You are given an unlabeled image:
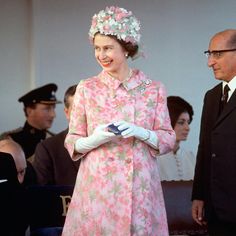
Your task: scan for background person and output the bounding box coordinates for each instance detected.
[157,96,195,181]
[33,85,80,185]
[0,139,27,184]
[62,6,175,236]
[0,148,28,235]
[0,83,61,186]
[192,29,236,235]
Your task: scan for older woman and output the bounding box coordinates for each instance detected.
[62,6,175,236]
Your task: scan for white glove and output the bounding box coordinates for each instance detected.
[114,120,158,149]
[75,124,116,154]
[114,121,149,140]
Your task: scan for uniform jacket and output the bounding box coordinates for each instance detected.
[192,83,236,223]
[62,69,175,236]
[33,129,80,185]
[1,121,54,159]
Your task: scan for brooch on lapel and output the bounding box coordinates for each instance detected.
[137,79,152,94]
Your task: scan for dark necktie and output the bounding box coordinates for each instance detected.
[221,84,230,111]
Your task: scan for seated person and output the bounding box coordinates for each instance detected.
[0,143,28,236]
[157,96,195,181]
[0,139,27,184]
[33,85,80,185]
[0,152,20,186]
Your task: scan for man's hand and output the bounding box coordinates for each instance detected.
[192,200,207,226]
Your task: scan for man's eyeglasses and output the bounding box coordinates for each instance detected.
[204,49,236,59]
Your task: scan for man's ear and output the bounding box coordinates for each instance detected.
[25,106,33,116]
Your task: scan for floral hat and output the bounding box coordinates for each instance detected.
[89,6,141,45]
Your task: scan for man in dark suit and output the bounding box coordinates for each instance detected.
[0,139,27,184]
[192,29,236,235]
[33,85,80,185]
[0,152,28,236]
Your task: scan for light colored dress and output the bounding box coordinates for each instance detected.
[62,69,175,236]
[157,148,196,181]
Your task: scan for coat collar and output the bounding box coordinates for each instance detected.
[98,69,148,91]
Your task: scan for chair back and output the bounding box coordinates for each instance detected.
[161,180,207,235]
[27,185,74,230]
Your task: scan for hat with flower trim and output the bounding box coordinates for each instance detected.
[89,6,141,45]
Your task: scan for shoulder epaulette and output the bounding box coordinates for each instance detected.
[0,127,23,140]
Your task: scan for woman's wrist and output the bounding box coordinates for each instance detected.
[141,130,151,141]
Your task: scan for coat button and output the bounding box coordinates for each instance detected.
[212,153,216,158]
[126,158,132,164]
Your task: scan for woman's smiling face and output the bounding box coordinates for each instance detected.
[93,34,127,75]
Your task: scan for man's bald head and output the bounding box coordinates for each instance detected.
[0,139,26,184]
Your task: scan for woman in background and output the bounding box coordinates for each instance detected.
[157,96,195,181]
[62,6,175,236]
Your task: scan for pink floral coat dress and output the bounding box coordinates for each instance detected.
[62,69,175,236]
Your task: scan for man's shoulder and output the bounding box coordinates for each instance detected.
[0,127,23,140]
[34,129,69,162]
[40,129,67,146]
[204,83,222,101]
[207,83,222,94]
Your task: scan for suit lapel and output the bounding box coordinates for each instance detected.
[214,89,236,128]
[208,84,222,126]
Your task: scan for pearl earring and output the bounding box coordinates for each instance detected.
[125,53,128,58]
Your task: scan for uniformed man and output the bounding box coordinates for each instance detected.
[0,83,61,185]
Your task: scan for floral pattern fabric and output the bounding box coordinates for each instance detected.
[62,69,175,236]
